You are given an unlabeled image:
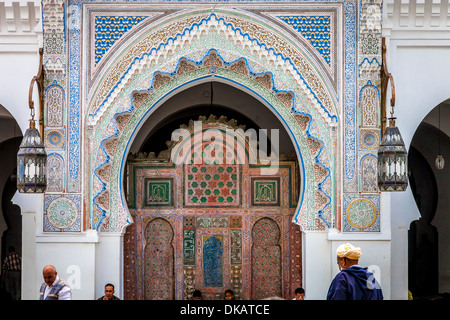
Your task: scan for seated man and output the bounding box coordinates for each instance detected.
[97,283,120,300]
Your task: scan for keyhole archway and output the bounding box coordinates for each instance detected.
[85,9,340,300]
[86,10,339,236]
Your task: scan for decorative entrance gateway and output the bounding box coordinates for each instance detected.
[124,116,301,300]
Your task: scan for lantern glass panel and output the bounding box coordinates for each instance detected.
[377,125,408,192]
[17,127,47,193]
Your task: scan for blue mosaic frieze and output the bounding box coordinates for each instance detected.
[343,0,357,193]
[68,3,81,193]
[94,16,147,66]
[203,236,223,287]
[278,15,331,66]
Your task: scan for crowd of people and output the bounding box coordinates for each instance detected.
[2,242,383,300]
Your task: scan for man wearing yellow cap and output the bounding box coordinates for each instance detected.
[326,243,383,300]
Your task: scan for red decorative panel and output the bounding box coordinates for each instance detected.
[123,222,137,300]
[144,218,174,300]
[290,221,302,298]
[185,163,240,206]
[251,218,282,299]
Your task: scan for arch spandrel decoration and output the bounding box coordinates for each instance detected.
[85,10,339,233]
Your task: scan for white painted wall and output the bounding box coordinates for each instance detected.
[383,0,450,298]
[302,231,332,300]
[95,234,124,299]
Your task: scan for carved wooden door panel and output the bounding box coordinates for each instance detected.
[251,218,282,299]
[144,218,174,300]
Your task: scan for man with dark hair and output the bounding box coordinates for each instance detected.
[224,289,235,300]
[97,283,120,300]
[192,289,202,300]
[293,287,305,300]
[327,243,383,300]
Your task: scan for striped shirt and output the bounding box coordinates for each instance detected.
[2,252,21,271]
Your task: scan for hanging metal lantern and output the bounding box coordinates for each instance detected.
[17,48,47,193]
[17,121,47,193]
[378,37,408,192]
[378,119,408,191]
[435,154,445,170]
[435,105,445,170]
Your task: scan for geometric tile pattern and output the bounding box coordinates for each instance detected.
[185,164,239,206]
[143,178,174,207]
[251,218,282,299]
[343,194,380,232]
[360,129,380,150]
[45,128,65,149]
[250,177,280,206]
[144,218,174,300]
[203,235,224,287]
[278,15,331,66]
[94,16,147,66]
[43,194,81,232]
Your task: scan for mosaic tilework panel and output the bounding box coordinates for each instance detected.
[196,228,230,293]
[44,82,64,128]
[343,195,380,232]
[290,221,303,298]
[250,177,280,206]
[123,221,137,299]
[45,129,65,150]
[278,15,331,66]
[203,235,224,287]
[230,265,242,300]
[360,154,378,194]
[360,129,380,150]
[46,153,64,193]
[44,194,81,232]
[144,218,174,300]
[183,216,195,229]
[143,177,174,207]
[183,266,195,300]
[185,164,240,206]
[183,229,195,265]
[251,218,282,299]
[230,229,242,265]
[196,217,228,228]
[230,215,242,228]
[94,16,147,66]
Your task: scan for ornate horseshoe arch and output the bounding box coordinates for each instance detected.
[84,9,340,234]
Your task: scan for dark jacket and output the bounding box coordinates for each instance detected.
[327,266,383,300]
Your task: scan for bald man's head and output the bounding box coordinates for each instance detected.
[43,265,57,286]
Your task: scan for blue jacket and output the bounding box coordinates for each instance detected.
[327,266,383,300]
